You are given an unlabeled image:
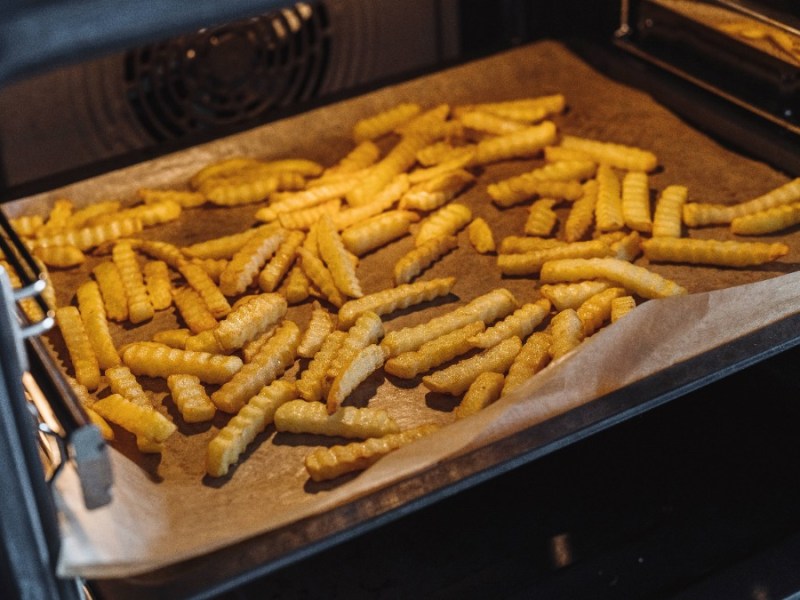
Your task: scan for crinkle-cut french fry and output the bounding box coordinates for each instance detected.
[90,200,181,228]
[202,171,305,206]
[400,170,474,211]
[341,210,419,256]
[318,214,362,298]
[353,102,421,142]
[464,94,566,120]
[381,288,517,357]
[92,393,176,443]
[384,321,484,379]
[332,175,408,231]
[470,121,557,165]
[560,135,658,172]
[468,299,550,348]
[84,407,115,441]
[641,237,789,267]
[219,226,286,296]
[540,257,688,299]
[304,423,439,482]
[576,287,627,336]
[274,400,400,439]
[284,265,311,304]
[730,202,800,235]
[489,178,582,208]
[33,216,143,252]
[327,312,384,383]
[540,280,614,311]
[322,140,381,178]
[415,203,471,246]
[454,371,505,419]
[112,241,153,324]
[499,236,565,254]
[177,259,231,319]
[488,159,594,205]
[549,309,584,361]
[191,257,228,283]
[652,185,688,238]
[105,365,150,408]
[122,342,242,384]
[76,281,120,369]
[468,218,495,254]
[686,178,800,226]
[394,103,450,136]
[167,374,216,423]
[544,145,594,163]
[257,230,304,292]
[213,293,287,352]
[394,235,458,285]
[37,198,73,237]
[183,228,261,260]
[239,325,275,362]
[621,171,652,233]
[593,231,627,244]
[1,260,45,323]
[10,214,44,237]
[297,330,347,402]
[172,286,217,333]
[211,320,300,413]
[297,247,345,307]
[459,109,527,135]
[61,201,121,231]
[56,306,101,391]
[185,329,227,354]
[297,302,335,358]
[189,156,262,189]
[278,199,341,231]
[152,328,191,349]
[595,163,624,232]
[611,295,637,322]
[524,198,558,237]
[138,187,206,208]
[256,178,359,223]
[206,380,296,477]
[501,331,552,396]
[407,151,474,185]
[337,276,456,330]
[564,179,599,242]
[416,142,476,167]
[122,238,184,269]
[32,244,85,268]
[92,261,128,322]
[32,257,56,313]
[327,344,386,413]
[143,260,173,311]
[423,336,521,396]
[497,239,614,275]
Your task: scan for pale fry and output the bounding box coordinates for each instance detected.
[549,309,585,360]
[143,260,173,311]
[502,332,552,396]
[327,312,384,385]
[90,199,181,228]
[641,237,789,267]
[112,241,153,324]
[10,214,43,237]
[297,330,347,402]
[92,261,128,322]
[621,171,652,233]
[277,199,341,230]
[257,178,358,221]
[274,400,400,439]
[219,226,286,296]
[471,121,557,165]
[499,236,565,254]
[297,247,345,308]
[415,203,472,246]
[122,342,243,384]
[327,344,386,413]
[384,321,485,379]
[454,371,504,419]
[318,214,363,298]
[422,336,521,395]
[401,169,474,211]
[258,230,304,292]
[182,228,260,260]
[459,109,527,135]
[564,179,599,242]
[167,374,216,423]
[468,218,495,254]
[524,198,558,237]
[652,185,688,238]
[468,299,550,348]
[56,306,101,391]
[393,235,458,285]
[560,135,658,171]
[76,280,120,370]
[332,175,408,231]
[213,293,287,352]
[576,287,627,336]
[341,210,419,256]
[297,303,336,358]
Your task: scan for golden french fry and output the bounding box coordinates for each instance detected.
[211,320,300,413]
[384,321,485,379]
[172,286,218,333]
[341,210,420,256]
[540,280,614,311]
[105,365,150,408]
[32,245,85,268]
[76,281,120,370]
[499,236,565,254]
[33,217,143,252]
[90,200,181,228]
[206,380,297,477]
[332,175,408,231]
[497,239,614,275]
[257,178,358,222]
[219,226,286,296]
[142,260,173,311]
[327,312,384,385]
[415,203,471,246]
[394,235,458,285]
[202,171,304,206]
[183,228,260,260]
[317,214,363,298]
[56,306,101,391]
[730,202,800,235]
[240,325,277,363]
[611,230,642,262]
[488,178,582,208]
[353,102,422,142]
[401,169,474,211]
[112,241,153,324]
[682,178,800,226]
[337,276,456,329]
[138,187,206,208]
[92,393,176,443]
[461,94,566,121]
[213,293,287,352]
[595,163,624,232]
[124,238,185,269]
[297,247,345,308]
[459,110,527,135]
[167,374,216,423]
[277,199,341,230]
[38,198,73,237]
[176,259,231,318]
[189,156,262,189]
[297,330,347,402]
[122,342,243,384]
[304,424,439,482]
[549,309,584,360]
[297,302,336,358]
[564,179,599,242]
[641,237,789,267]
[621,171,652,233]
[258,230,304,292]
[422,336,521,395]
[284,265,311,304]
[416,142,476,167]
[502,331,552,396]
[92,261,128,322]
[524,198,558,237]
[274,400,400,439]
[468,218,495,254]
[84,407,115,441]
[540,257,688,299]
[576,287,627,336]
[611,296,637,322]
[10,214,44,237]
[471,121,557,165]
[321,140,381,178]
[560,135,658,171]
[327,344,386,413]
[652,185,688,238]
[468,299,550,348]
[454,371,504,419]
[151,328,191,349]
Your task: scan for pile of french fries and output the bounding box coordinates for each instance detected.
[4,93,798,483]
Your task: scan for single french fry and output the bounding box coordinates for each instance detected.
[178,259,231,318]
[471,121,557,165]
[394,235,458,285]
[125,238,185,269]
[611,230,642,262]
[468,299,550,348]
[540,280,614,311]
[422,336,521,395]
[488,178,582,208]
[353,102,422,142]
[90,199,182,228]
[183,228,260,260]
[415,203,471,246]
[76,281,120,370]
[595,163,624,232]
[730,202,800,235]
[327,312,384,386]
[332,175,408,231]
[284,265,311,304]
[56,306,101,391]
[524,198,558,237]
[540,257,688,299]
[321,140,381,178]
[297,330,347,402]
[185,329,227,354]
[172,286,218,333]
[138,187,206,208]
[297,302,336,358]
[401,169,474,211]
[621,171,652,233]
[499,236,565,254]
[497,239,614,275]
[219,226,286,296]
[459,109,527,135]
[258,230,304,292]
[317,214,363,298]
[502,331,552,396]
[85,407,115,441]
[143,260,173,311]
[576,287,627,336]
[611,296,637,322]
[152,328,191,349]
[10,214,44,237]
[92,261,128,322]
[641,237,789,267]
[278,199,341,231]
[189,156,262,189]
[304,423,439,482]
[564,179,599,242]
[416,142,476,167]
[122,342,243,384]
[327,344,386,413]
[211,320,300,413]
[213,293,287,352]
[337,276,456,329]
[202,171,305,206]
[105,365,150,408]
[384,321,485,379]
[167,374,216,423]
[454,371,505,419]
[560,135,658,172]
[33,217,143,252]
[468,218,495,254]
[112,241,153,324]
[341,210,420,256]
[92,393,176,443]
[274,400,400,439]
[462,94,566,121]
[206,380,296,477]
[32,245,85,268]
[38,198,73,237]
[652,185,688,238]
[297,247,345,307]
[549,309,584,360]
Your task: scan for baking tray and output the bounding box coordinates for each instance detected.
[4,39,800,597]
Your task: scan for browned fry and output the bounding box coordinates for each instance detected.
[422,336,521,395]
[454,371,505,419]
[502,331,552,396]
[172,286,218,333]
[143,260,173,311]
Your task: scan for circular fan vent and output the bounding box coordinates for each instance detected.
[124,3,330,141]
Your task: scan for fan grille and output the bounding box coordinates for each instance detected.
[124,2,330,141]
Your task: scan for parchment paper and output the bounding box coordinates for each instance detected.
[4,40,799,578]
